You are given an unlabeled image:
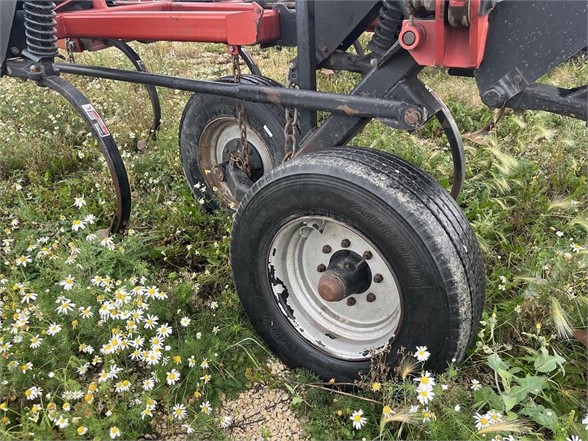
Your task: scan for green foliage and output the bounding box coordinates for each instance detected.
[0,42,586,441]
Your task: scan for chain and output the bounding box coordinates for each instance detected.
[65,38,75,64]
[283,80,299,162]
[228,53,252,178]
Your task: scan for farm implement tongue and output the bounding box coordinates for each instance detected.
[1,0,586,380]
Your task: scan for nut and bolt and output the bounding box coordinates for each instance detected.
[373,274,383,283]
[322,245,332,254]
[366,293,376,302]
[362,251,372,260]
[341,239,350,248]
[228,45,235,52]
[29,65,41,73]
[317,264,326,273]
[346,297,356,306]
[404,108,422,127]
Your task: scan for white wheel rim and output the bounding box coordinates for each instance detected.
[268,216,402,360]
[198,117,273,207]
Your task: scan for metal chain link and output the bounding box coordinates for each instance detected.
[228,53,252,178]
[283,80,299,162]
[65,38,75,64]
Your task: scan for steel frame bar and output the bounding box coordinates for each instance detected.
[55,1,281,45]
[55,62,423,125]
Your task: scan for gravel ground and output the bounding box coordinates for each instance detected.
[151,359,308,441]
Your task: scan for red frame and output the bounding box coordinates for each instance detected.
[398,0,489,69]
[55,0,281,46]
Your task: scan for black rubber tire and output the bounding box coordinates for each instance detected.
[179,75,287,212]
[231,147,485,381]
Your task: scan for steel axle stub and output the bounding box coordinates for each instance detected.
[268,216,401,360]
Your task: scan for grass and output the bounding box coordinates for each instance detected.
[0,41,586,441]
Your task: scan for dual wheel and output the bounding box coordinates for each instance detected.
[179,79,485,380]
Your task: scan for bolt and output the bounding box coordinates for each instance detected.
[363,251,373,260]
[481,88,503,107]
[404,108,422,127]
[343,262,355,272]
[373,274,383,283]
[289,62,297,70]
[341,239,350,248]
[211,165,225,182]
[29,65,41,73]
[322,245,332,254]
[347,297,356,306]
[402,30,416,47]
[317,264,326,273]
[10,47,19,55]
[366,293,376,302]
[228,45,235,52]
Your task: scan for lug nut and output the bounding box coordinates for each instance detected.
[346,297,356,306]
[373,274,383,283]
[343,262,355,272]
[317,264,326,273]
[363,251,372,260]
[366,293,376,302]
[341,239,350,248]
[322,245,332,254]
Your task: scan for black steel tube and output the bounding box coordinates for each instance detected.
[296,0,318,133]
[55,63,414,121]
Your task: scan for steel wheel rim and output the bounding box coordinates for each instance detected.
[268,216,402,360]
[198,117,272,208]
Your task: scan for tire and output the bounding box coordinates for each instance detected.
[231,147,485,381]
[179,75,287,212]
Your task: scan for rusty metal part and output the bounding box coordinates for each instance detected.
[318,274,346,301]
[283,74,299,161]
[341,239,351,248]
[317,263,327,273]
[403,107,422,127]
[373,274,383,283]
[317,249,372,302]
[363,251,373,260]
[322,245,332,254]
[346,297,356,306]
[228,51,252,178]
[367,293,376,302]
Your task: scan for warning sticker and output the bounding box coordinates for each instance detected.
[81,104,110,138]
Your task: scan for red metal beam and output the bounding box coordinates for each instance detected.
[55,1,281,46]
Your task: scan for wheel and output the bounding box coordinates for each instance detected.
[231,147,485,381]
[179,75,287,211]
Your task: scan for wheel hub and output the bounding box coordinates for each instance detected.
[317,250,372,302]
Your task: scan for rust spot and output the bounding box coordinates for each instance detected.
[335,104,361,116]
[264,88,281,105]
[318,274,346,302]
